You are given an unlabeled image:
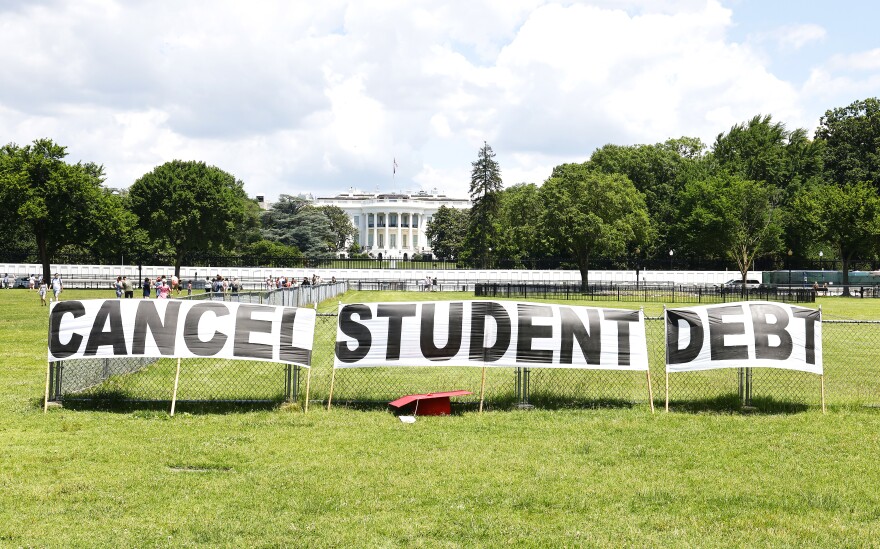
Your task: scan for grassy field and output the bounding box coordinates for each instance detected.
[2,289,880,546]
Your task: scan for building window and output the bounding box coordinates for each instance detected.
[368,214,374,228]
[412,214,418,228]
[390,234,397,248]
[378,214,385,228]
[378,234,384,248]
[413,235,418,248]
[403,234,408,248]
[353,215,360,227]
[368,233,374,247]
[401,213,409,228]
[390,213,398,228]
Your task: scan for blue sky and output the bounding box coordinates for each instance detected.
[0,0,877,200]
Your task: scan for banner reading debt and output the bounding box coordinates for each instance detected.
[48,299,316,367]
[665,301,822,374]
[334,300,649,370]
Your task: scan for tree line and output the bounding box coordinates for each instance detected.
[0,150,358,283]
[427,98,880,293]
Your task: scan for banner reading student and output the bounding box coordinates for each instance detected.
[334,300,649,370]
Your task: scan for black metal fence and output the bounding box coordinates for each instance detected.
[475,283,819,303]
[49,309,880,412]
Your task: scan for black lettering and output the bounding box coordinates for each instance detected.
[517,303,553,364]
[377,304,417,361]
[468,302,511,362]
[132,301,180,355]
[183,302,230,356]
[280,309,310,365]
[666,310,704,365]
[49,301,86,359]
[420,303,463,361]
[750,304,792,360]
[793,307,821,365]
[234,304,274,360]
[559,307,600,364]
[603,309,639,366]
[84,300,127,356]
[708,305,748,361]
[336,304,372,363]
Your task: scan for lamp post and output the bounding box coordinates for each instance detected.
[787,249,793,296]
[635,247,640,290]
[669,249,674,270]
[819,251,824,285]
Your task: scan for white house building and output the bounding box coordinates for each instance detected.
[312,189,470,258]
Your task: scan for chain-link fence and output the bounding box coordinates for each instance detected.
[322,316,880,412]
[48,305,880,412]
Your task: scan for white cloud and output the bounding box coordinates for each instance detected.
[0,0,858,201]
[776,23,827,50]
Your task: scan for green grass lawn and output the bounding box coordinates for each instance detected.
[2,289,880,546]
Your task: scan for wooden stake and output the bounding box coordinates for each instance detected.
[646,369,655,414]
[821,374,826,414]
[327,367,336,411]
[665,371,669,412]
[170,357,181,417]
[479,366,487,413]
[43,361,52,414]
[304,366,312,413]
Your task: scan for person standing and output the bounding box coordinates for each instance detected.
[142,277,151,298]
[38,280,48,306]
[51,274,63,301]
[158,280,171,299]
[115,276,124,299]
[123,276,134,298]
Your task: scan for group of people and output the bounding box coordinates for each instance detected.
[265,274,335,289]
[2,273,39,290]
[206,275,241,294]
[137,275,192,299]
[1,273,62,306]
[422,275,438,291]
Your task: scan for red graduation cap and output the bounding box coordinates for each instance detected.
[389,390,472,416]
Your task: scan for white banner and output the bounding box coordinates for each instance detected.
[334,300,649,370]
[665,301,822,374]
[48,299,316,367]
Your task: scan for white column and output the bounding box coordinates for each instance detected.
[384,211,390,252]
[397,209,402,255]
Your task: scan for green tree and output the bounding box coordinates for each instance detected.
[799,182,880,295]
[673,175,783,288]
[317,205,358,252]
[712,114,825,260]
[588,137,708,255]
[816,98,880,189]
[713,114,824,193]
[0,139,132,282]
[494,183,546,265]
[261,195,335,256]
[467,141,503,265]
[540,164,652,289]
[243,239,303,267]
[128,160,251,277]
[425,205,470,260]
